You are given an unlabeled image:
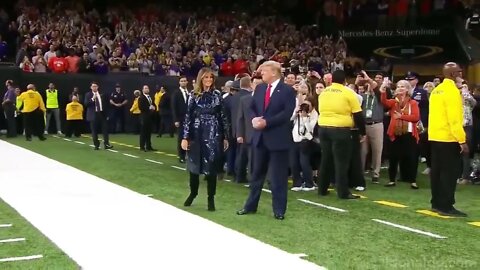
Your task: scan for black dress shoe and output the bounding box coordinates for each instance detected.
[446,208,468,217]
[341,194,360,199]
[236,209,256,215]
[94,146,100,150]
[140,148,146,152]
[39,137,46,141]
[146,148,157,151]
[184,194,196,207]
[104,144,113,150]
[274,214,285,220]
[319,190,330,196]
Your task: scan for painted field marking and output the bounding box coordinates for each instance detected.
[107,149,119,153]
[145,159,163,165]
[144,194,154,197]
[298,199,347,213]
[372,219,447,239]
[171,165,186,171]
[0,224,12,228]
[262,188,272,193]
[374,200,408,208]
[292,253,309,258]
[166,153,177,157]
[0,238,25,243]
[0,255,43,263]
[155,151,166,154]
[468,222,480,227]
[224,179,232,182]
[352,194,367,199]
[63,138,72,142]
[74,141,85,145]
[123,153,139,159]
[89,145,95,148]
[416,210,455,219]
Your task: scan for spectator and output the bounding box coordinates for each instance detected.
[48,51,69,74]
[32,49,47,72]
[0,35,7,62]
[19,56,34,72]
[65,50,81,73]
[44,44,56,64]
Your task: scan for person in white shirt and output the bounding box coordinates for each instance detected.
[290,99,319,191]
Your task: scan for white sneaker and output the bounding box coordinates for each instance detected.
[420,157,427,163]
[302,186,317,191]
[44,131,48,135]
[422,168,430,175]
[354,186,365,191]
[57,131,63,135]
[291,186,302,192]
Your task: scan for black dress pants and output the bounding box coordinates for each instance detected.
[388,133,418,183]
[430,142,462,211]
[318,127,352,198]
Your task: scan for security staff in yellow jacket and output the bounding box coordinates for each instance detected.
[17,84,46,141]
[428,62,467,217]
[45,82,62,134]
[129,90,141,134]
[154,87,165,137]
[65,95,84,138]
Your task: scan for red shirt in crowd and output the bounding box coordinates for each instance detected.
[48,56,69,73]
[233,59,248,75]
[220,61,234,76]
[65,55,80,73]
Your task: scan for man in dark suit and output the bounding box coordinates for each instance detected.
[159,87,174,138]
[171,76,189,163]
[138,85,156,151]
[237,61,296,220]
[233,76,255,183]
[84,82,113,150]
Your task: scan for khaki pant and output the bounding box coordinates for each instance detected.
[361,123,384,178]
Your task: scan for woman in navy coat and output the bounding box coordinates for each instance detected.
[181,67,230,211]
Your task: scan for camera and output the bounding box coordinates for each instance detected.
[299,103,310,113]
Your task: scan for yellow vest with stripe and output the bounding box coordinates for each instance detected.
[46,89,59,109]
[16,97,23,110]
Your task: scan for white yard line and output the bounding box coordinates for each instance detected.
[107,149,119,153]
[171,165,187,171]
[0,238,25,243]
[0,140,325,270]
[0,255,43,263]
[298,199,348,213]
[63,138,72,142]
[0,224,12,228]
[145,159,163,165]
[123,153,139,158]
[74,141,85,145]
[262,188,272,193]
[372,219,447,239]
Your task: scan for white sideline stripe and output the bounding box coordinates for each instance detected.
[372,219,447,239]
[63,138,72,142]
[0,224,12,228]
[293,253,308,258]
[0,140,325,270]
[107,149,119,153]
[262,188,272,193]
[0,255,43,262]
[171,165,186,171]
[89,145,95,148]
[123,153,139,158]
[298,199,347,213]
[0,238,25,243]
[74,141,85,145]
[145,159,163,165]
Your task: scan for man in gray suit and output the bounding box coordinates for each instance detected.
[234,76,257,183]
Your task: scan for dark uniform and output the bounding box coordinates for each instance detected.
[109,90,127,133]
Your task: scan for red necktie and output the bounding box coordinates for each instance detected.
[264,84,272,110]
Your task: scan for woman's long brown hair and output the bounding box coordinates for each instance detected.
[193,67,216,96]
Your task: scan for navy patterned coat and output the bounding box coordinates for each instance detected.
[183,89,230,175]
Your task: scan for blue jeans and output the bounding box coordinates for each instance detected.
[290,141,314,188]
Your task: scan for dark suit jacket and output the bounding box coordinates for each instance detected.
[139,94,154,115]
[250,81,296,151]
[236,93,254,143]
[231,89,252,138]
[84,91,109,122]
[159,91,172,116]
[171,88,189,123]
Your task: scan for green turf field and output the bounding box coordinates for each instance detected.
[2,134,480,269]
[0,198,78,269]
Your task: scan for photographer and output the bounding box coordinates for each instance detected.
[290,99,319,191]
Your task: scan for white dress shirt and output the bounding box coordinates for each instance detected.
[267,78,281,97]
